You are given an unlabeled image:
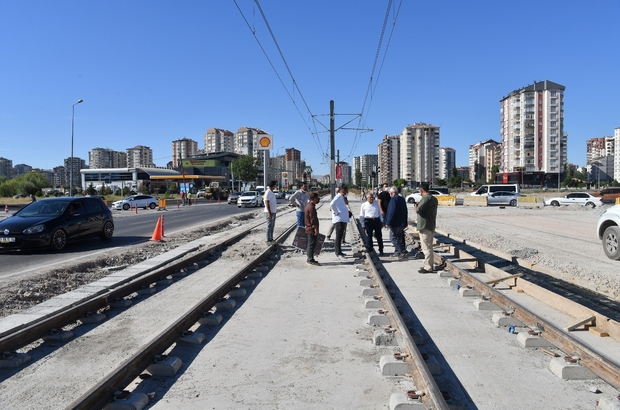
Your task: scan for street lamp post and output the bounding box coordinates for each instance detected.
[70,99,83,196]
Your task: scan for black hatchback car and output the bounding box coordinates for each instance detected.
[0,197,114,251]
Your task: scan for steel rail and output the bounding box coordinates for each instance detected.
[354,218,450,410]
[67,221,299,410]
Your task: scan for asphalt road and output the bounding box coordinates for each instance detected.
[0,199,281,283]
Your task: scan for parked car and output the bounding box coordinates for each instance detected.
[471,184,520,197]
[196,189,206,198]
[274,190,285,199]
[405,190,448,204]
[544,193,603,208]
[284,191,293,200]
[111,195,158,211]
[487,191,524,206]
[597,205,620,260]
[237,191,263,208]
[0,197,114,251]
[227,191,241,204]
[13,194,24,198]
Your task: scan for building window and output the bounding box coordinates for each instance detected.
[551,113,557,119]
[551,121,557,127]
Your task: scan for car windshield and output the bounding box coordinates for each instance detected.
[16,200,71,217]
[241,191,257,196]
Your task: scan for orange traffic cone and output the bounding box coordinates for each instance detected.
[150,216,163,241]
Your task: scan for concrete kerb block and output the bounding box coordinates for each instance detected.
[172,270,188,279]
[156,277,173,286]
[136,286,157,296]
[178,331,206,345]
[447,278,466,288]
[597,395,620,410]
[361,287,379,297]
[239,279,256,287]
[110,298,133,309]
[367,311,390,326]
[458,287,481,297]
[356,269,369,277]
[353,258,364,264]
[214,298,236,311]
[147,355,183,377]
[43,329,74,343]
[364,297,383,309]
[388,392,425,410]
[380,355,409,376]
[78,312,106,325]
[227,287,247,298]
[355,264,367,270]
[0,352,31,369]
[492,313,524,327]
[360,278,374,286]
[198,312,223,326]
[436,270,452,278]
[372,328,398,346]
[247,271,263,279]
[254,265,270,272]
[549,357,597,380]
[473,298,502,311]
[517,332,553,348]
[103,391,149,410]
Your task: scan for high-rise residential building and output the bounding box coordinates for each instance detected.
[285,148,302,183]
[400,123,440,187]
[614,128,620,182]
[13,163,32,176]
[586,137,614,164]
[500,80,566,174]
[354,154,378,187]
[127,145,154,168]
[172,138,198,168]
[337,161,352,186]
[234,127,269,158]
[53,166,66,188]
[469,140,501,182]
[205,128,235,154]
[378,134,400,185]
[0,157,13,178]
[438,147,456,180]
[89,148,127,169]
[64,157,86,189]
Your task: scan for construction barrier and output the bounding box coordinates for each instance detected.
[616,197,620,205]
[517,196,545,208]
[463,195,488,207]
[158,199,167,210]
[437,195,457,206]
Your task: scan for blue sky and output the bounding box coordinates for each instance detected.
[1,0,619,176]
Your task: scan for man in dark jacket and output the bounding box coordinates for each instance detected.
[415,183,439,272]
[384,186,408,260]
[304,193,321,266]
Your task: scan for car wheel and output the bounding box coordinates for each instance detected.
[585,202,596,208]
[100,221,114,240]
[50,228,67,251]
[407,197,414,204]
[550,200,559,206]
[123,203,130,210]
[603,226,620,260]
[509,199,517,206]
[149,202,157,209]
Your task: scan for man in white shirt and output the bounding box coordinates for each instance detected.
[329,185,350,258]
[264,180,278,244]
[289,182,309,228]
[359,193,384,255]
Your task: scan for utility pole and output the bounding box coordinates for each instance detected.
[330,100,335,198]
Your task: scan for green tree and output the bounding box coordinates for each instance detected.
[230,155,259,188]
[354,169,362,188]
[86,183,97,196]
[393,178,407,188]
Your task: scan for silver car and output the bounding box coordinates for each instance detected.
[237,191,263,208]
[487,191,523,206]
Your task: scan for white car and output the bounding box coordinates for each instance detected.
[544,193,603,208]
[112,195,158,210]
[405,189,447,204]
[237,191,263,208]
[487,191,524,207]
[597,204,620,260]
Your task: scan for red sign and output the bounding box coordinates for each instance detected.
[336,165,342,180]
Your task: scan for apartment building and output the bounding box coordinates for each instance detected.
[586,137,614,164]
[614,128,620,182]
[500,80,567,174]
[354,154,378,187]
[171,138,198,168]
[13,163,32,176]
[438,147,456,180]
[285,148,303,183]
[53,166,66,188]
[469,140,501,182]
[234,127,269,158]
[337,161,352,186]
[0,157,13,178]
[64,157,86,188]
[127,145,154,168]
[378,135,400,185]
[204,128,235,154]
[89,148,127,169]
[400,123,440,187]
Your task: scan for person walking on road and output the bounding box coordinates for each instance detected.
[289,182,309,228]
[377,183,391,222]
[359,193,384,255]
[264,180,278,244]
[305,192,321,266]
[329,185,350,258]
[415,183,439,273]
[384,186,408,260]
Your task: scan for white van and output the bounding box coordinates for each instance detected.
[471,184,519,196]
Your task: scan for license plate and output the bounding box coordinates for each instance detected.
[0,237,15,243]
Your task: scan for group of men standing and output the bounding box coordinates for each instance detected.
[268,179,439,273]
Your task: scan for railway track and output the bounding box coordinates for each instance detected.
[1,197,620,409]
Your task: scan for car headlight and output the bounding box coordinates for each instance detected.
[24,224,45,234]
